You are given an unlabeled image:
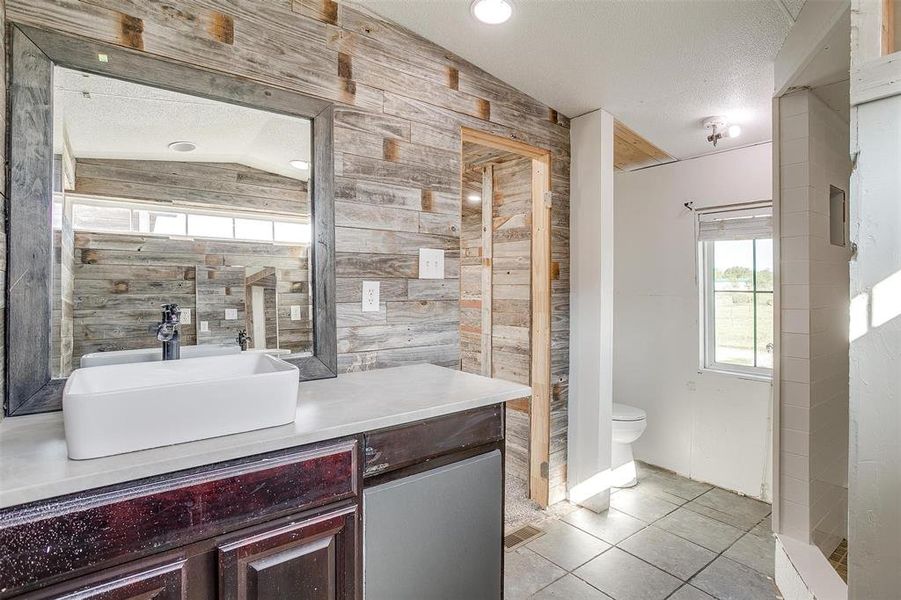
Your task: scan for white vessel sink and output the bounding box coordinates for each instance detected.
[79,344,241,368]
[63,354,299,459]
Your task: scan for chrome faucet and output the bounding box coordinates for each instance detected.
[237,329,251,351]
[156,303,181,361]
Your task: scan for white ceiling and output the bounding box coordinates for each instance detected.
[53,67,311,180]
[358,0,805,159]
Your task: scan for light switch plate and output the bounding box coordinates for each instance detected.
[291,305,302,321]
[362,281,380,312]
[225,308,238,320]
[418,248,445,279]
[199,321,210,333]
[180,308,192,324]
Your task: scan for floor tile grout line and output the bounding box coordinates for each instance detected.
[519,473,777,599]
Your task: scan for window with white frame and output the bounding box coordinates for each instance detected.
[54,195,311,244]
[698,205,774,378]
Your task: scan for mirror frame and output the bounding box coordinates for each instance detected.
[5,25,337,416]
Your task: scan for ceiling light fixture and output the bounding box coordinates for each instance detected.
[471,0,513,24]
[167,141,196,153]
[703,116,741,147]
[467,194,482,203]
[289,160,310,170]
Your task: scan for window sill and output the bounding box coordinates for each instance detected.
[698,367,773,383]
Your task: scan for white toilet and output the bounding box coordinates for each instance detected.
[611,403,647,487]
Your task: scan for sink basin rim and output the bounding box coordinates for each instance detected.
[65,353,297,398]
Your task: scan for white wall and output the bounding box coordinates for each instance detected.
[849,91,901,598]
[614,144,774,500]
[567,109,615,507]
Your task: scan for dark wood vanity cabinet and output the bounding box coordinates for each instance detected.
[218,505,359,600]
[0,405,504,600]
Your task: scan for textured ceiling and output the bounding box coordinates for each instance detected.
[357,0,799,159]
[53,67,311,180]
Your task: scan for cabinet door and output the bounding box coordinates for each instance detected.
[218,505,358,600]
[26,558,187,600]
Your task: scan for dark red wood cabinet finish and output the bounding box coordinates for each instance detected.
[1,405,505,600]
[218,505,359,600]
[0,439,359,599]
[13,554,190,600]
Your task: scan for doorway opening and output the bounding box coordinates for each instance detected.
[459,128,552,529]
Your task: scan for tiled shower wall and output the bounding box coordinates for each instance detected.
[778,89,850,555]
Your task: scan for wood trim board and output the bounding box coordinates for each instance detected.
[461,128,552,507]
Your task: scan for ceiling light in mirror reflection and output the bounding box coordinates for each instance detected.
[167,141,196,152]
[471,0,513,24]
[52,67,311,181]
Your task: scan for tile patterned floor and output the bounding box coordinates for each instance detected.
[505,463,780,600]
[828,539,848,582]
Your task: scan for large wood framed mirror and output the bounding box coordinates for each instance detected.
[6,25,337,416]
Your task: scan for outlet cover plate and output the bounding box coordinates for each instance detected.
[290,305,302,321]
[419,248,445,279]
[362,280,380,312]
[225,308,238,320]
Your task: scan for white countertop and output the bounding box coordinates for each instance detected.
[0,364,530,509]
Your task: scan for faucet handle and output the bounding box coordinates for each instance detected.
[161,303,181,323]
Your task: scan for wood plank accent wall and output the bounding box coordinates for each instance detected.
[70,232,310,364]
[6,0,571,502]
[73,159,310,216]
[196,265,246,345]
[0,0,9,420]
[460,144,532,487]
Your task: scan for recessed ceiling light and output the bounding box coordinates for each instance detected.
[471,0,513,24]
[168,141,196,152]
[289,160,310,170]
[467,194,482,203]
[97,53,109,63]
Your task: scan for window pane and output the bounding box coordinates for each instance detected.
[52,196,63,231]
[188,214,232,238]
[235,218,273,241]
[755,238,774,292]
[714,291,755,366]
[135,210,186,235]
[74,204,132,232]
[756,293,774,368]
[713,240,754,291]
[274,221,311,243]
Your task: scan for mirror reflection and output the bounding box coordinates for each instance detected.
[50,67,313,376]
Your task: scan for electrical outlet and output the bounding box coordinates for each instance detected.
[291,305,302,321]
[225,308,238,320]
[418,248,445,279]
[199,321,210,333]
[362,281,380,312]
[180,308,192,324]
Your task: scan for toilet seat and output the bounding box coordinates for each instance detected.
[613,403,646,422]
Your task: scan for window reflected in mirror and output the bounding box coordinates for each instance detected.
[50,67,313,377]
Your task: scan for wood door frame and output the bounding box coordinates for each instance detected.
[460,127,553,507]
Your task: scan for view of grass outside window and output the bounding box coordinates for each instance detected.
[705,238,774,374]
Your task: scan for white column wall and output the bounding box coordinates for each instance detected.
[567,109,615,506]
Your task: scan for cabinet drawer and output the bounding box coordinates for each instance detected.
[363,405,503,477]
[218,505,359,600]
[16,555,187,600]
[0,440,358,598]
